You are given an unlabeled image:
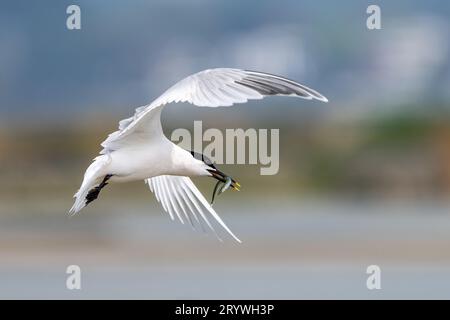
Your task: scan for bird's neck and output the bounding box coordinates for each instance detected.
[169,144,210,177]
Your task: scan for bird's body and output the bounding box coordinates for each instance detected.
[70,68,328,242]
[106,140,208,183]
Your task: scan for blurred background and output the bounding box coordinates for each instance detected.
[1,0,450,299]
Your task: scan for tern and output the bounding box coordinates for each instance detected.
[70,68,328,242]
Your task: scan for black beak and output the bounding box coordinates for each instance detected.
[207,168,241,191]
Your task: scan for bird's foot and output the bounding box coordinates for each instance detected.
[85,174,113,206]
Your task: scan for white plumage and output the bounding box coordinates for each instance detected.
[70,68,328,242]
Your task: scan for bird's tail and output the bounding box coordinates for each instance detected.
[69,155,110,215]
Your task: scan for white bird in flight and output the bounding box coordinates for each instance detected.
[70,68,328,242]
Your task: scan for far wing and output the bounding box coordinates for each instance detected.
[101,68,327,153]
[146,175,241,242]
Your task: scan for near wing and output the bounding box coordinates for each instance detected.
[101,68,327,153]
[146,175,241,242]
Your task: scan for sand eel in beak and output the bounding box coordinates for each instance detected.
[208,168,241,205]
[190,151,240,205]
[210,177,241,206]
[70,68,328,242]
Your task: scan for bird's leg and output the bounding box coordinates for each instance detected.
[85,174,113,206]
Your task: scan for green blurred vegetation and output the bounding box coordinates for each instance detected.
[1,106,450,204]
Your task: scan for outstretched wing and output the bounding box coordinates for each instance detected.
[146,175,241,242]
[101,68,327,153]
